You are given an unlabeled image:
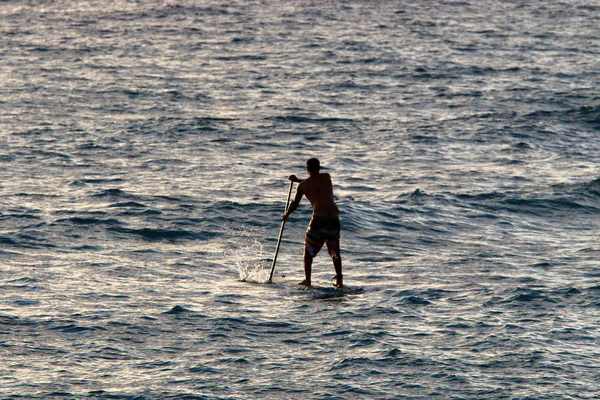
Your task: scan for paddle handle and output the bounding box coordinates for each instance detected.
[269,180,294,282]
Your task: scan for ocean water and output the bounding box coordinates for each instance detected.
[1,0,600,398]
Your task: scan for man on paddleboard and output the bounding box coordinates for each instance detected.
[282,158,343,288]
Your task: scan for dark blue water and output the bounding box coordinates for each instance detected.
[1,0,600,398]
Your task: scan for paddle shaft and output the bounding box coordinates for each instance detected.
[269,180,294,282]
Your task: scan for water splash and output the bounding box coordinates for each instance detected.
[234,237,272,283]
[237,257,271,283]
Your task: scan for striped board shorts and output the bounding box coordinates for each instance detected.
[304,215,340,257]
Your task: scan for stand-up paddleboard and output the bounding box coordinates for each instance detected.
[271,274,364,299]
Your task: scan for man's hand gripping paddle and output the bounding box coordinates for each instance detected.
[268,180,294,282]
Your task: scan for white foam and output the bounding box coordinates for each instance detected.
[234,237,271,283]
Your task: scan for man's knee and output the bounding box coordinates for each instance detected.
[304,243,320,258]
[328,247,341,260]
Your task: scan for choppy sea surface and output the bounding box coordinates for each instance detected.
[1,0,600,398]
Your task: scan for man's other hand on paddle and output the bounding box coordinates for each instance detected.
[288,175,303,183]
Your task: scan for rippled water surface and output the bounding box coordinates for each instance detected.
[1,0,600,398]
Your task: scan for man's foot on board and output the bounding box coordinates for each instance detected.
[332,275,343,289]
[298,279,311,287]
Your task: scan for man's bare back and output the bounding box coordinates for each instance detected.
[297,173,339,218]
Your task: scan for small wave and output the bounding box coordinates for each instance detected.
[107,226,215,241]
[0,212,42,221]
[506,292,558,303]
[50,324,107,333]
[0,236,20,246]
[322,329,354,337]
[108,201,148,208]
[135,360,176,369]
[163,305,193,314]
[32,150,72,160]
[522,104,600,128]
[0,233,56,249]
[47,392,75,398]
[70,178,124,186]
[398,296,433,305]
[214,54,267,61]
[500,196,598,215]
[55,217,121,226]
[13,299,39,306]
[395,189,431,204]
[7,277,38,283]
[490,288,560,305]
[188,364,220,374]
[455,192,506,202]
[116,209,162,216]
[561,177,600,201]
[455,187,599,216]
[267,115,355,124]
[92,189,132,198]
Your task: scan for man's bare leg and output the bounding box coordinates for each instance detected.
[333,256,343,288]
[299,250,313,286]
[326,242,343,288]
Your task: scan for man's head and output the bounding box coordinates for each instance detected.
[306,158,321,174]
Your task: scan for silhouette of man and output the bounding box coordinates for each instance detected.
[282,158,343,288]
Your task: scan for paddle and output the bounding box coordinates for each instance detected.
[268,180,294,282]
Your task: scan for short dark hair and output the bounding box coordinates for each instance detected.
[306,158,320,172]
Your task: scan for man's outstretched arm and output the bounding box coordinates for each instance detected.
[283,187,303,220]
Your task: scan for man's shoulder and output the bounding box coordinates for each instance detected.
[298,176,314,191]
[300,173,331,188]
[319,172,332,182]
[297,178,309,190]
